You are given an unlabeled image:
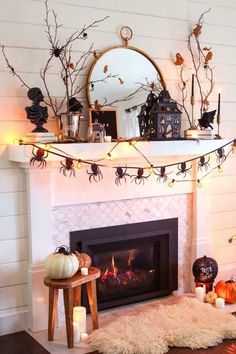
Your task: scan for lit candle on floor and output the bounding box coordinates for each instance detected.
[81,333,88,342]
[73,321,80,343]
[81,267,88,276]
[215,297,225,309]
[195,286,205,302]
[73,306,86,333]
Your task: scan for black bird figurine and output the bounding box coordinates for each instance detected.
[198,110,216,129]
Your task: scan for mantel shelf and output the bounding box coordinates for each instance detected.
[8,139,232,164]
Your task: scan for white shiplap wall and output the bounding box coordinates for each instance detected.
[0,0,236,334]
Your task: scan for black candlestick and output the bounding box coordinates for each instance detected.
[217,91,221,116]
[191,73,194,97]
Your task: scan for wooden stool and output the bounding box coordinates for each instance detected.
[44,267,101,348]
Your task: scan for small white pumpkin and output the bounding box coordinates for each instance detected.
[44,245,79,279]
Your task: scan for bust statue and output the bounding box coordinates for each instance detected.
[25,87,48,133]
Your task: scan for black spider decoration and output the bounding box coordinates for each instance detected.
[131,168,149,185]
[176,162,192,178]
[50,46,64,57]
[216,148,226,164]
[198,110,216,129]
[154,166,171,183]
[198,155,210,171]
[30,147,48,168]
[87,163,103,182]
[115,167,130,186]
[60,158,76,177]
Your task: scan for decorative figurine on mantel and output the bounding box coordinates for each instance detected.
[24,87,57,142]
[138,89,182,140]
[25,87,48,133]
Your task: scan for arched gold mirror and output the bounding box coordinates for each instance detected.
[86,26,166,139]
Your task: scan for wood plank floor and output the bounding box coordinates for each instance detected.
[0,331,50,354]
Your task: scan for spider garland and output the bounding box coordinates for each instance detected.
[26,139,235,186]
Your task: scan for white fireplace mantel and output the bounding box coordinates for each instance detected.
[7,139,232,332]
[8,139,231,163]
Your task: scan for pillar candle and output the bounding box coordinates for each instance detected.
[195,286,205,302]
[104,135,112,143]
[215,297,225,309]
[73,322,80,343]
[81,267,88,276]
[73,306,86,333]
[80,332,88,342]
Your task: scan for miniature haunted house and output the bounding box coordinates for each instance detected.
[138,89,182,140]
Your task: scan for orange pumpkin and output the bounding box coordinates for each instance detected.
[215,279,236,304]
[75,251,92,268]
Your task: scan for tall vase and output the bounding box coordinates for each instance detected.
[59,112,80,141]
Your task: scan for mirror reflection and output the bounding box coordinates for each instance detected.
[86,46,165,139]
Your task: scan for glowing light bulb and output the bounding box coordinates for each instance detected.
[232,141,236,152]
[168,179,175,188]
[77,161,82,169]
[217,165,223,173]
[197,179,202,188]
[129,139,137,146]
[44,143,51,150]
[148,165,154,174]
[13,138,20,144]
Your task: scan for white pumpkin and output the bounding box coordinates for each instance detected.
[44,246,79,279]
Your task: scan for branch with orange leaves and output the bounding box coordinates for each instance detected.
[174,9,215,123]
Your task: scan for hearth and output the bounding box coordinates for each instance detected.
[70,218,178,310]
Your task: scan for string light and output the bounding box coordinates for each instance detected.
[21,139,235,184]
[232,140,236,152]
[168,179,175,187]
[197,179,202,188]
[77,160,82,169]
[44,143,51,150]
[106,152,113,160]
[13,138,20,144]
[148,165,154,174]
[129,139,137,146]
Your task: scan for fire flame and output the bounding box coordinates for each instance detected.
[100,250,156,284]
[101,255,119,281]
[128,249,135,267]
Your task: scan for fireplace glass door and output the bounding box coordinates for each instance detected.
[70,218,178,310]
[92,239,160,303]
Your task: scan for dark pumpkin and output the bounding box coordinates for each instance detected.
[192,255,218,283]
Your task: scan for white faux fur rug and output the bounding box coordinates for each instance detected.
[89,297,236,354]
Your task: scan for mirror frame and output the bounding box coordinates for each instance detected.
[86,44,167,109]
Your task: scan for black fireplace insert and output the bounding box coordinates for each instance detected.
[70,218,178,310]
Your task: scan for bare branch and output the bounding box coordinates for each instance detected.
[1,45,30,89]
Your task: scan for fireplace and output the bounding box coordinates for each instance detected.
[7,142,220,332]
[70,218,178,310]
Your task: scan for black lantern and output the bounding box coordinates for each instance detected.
[192,255,218,292]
